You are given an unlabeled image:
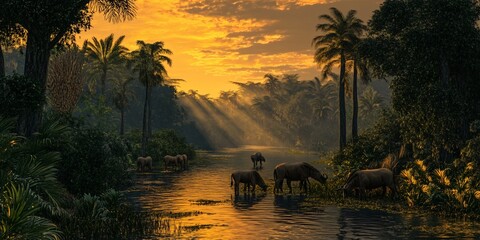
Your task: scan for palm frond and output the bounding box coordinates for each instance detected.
[92,0,137,23]
[318,13,336,25]
[0,183,62,240]
[330,7,345,23]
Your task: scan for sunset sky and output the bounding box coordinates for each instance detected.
[79,0,382,98]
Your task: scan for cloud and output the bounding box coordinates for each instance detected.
[81,0,382,97]
[176,0,382,58]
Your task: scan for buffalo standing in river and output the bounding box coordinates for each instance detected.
[164,155,181,171]
[137,156,153,171]
[251,152,266,168]
[176,154,188,170]
[342,168,397,199]
[231,170,268,196]
[273,162,328,194]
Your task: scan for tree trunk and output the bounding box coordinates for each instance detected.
[141,80,149,156]
[120,108,125,135]
[101,66,107,95]
[20,32,50,136]
[352,58,358,140]
[147,87,152,137]
[0,45,5,78]
[339,51,347,151]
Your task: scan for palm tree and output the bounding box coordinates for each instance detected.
[312,7,365,151]
[349,38,369,140]
[281,74,302,97]
[264,73,281,96]
[359,86,383,119]
[111,69,135,135]
[131,41,172,156]
[85,34,128,95]
[308,77,336,121]
[252,95,277,119]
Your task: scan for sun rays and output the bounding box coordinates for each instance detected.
[179,92,286,148]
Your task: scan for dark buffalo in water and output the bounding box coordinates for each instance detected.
[231,170,268,196]
[251,152,266,168]
[273,162,328,194]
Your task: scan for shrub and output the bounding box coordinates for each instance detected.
[58,127,132,195]
[0,117,65,239]
[333,108,403,179]
[400,159,480,216]
[399,126,480,216]
[0,74,43,118]
[126,129,195,164]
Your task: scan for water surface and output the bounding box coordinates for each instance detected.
[127,146,480,239]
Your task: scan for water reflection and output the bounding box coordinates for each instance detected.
[127,147,480,239]
[231,193,266,210]
[253,166,264,171]
[273,194,307,212]
[336,208,404,239]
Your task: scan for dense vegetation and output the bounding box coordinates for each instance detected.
[326,0,480,217]
[2,0,480,238]
[178,74,387,150]
[0,2,195,237]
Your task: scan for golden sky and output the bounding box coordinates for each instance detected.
[79,0,381,98]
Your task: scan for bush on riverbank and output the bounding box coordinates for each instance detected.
[58,126,133,195]
[331,109,404,179]
[126,129,196,164]
[400,136,480,216]
[329,110,480,219]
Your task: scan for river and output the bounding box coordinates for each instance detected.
[127,146,480,239]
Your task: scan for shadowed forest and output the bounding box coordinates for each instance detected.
[1,0,480,239]
[2,49,389,151]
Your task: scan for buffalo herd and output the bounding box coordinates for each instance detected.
[232,152,397,199]
[136,154,188,172]
[137,152,397,199]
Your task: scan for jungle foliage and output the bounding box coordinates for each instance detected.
[178,74,387,151]
[333,0,480,216]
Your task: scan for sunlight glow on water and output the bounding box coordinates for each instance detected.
[127,147,480,239]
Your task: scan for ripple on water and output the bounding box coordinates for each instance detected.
[126,147,480,239]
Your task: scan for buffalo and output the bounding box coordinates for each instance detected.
[231,170,268,196]
[176,154,188,170]
[273,162,328,194]
[137,156,153,171]
[342,168,397,199]
[251,152,266,168]
[164,155,181,171]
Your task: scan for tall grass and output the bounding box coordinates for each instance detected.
[58,202,182,239]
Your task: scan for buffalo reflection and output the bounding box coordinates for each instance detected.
[231,193,266,210]
[273,194,307,212]
[252,165,264,171]
[336,208,405,239]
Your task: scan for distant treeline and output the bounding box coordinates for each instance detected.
[3,47,388,151]
[178,74,389,150]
